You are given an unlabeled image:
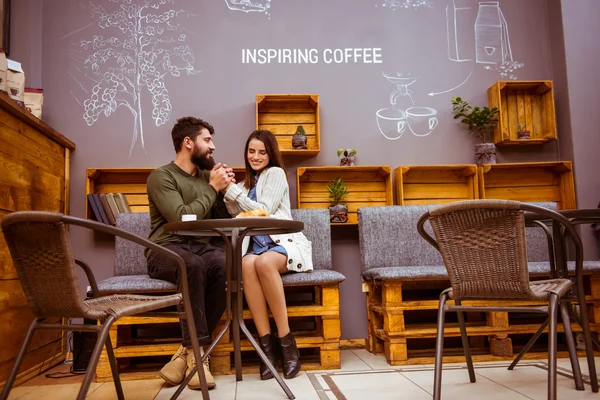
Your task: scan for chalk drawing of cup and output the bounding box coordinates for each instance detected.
[376,108,408,140]
[406,107,438,137]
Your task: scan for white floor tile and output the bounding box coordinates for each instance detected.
[155,375,236,400]
[311,349,371,373]
[330,371,429,398]
[350,349,398,370]
[235,372,319,400]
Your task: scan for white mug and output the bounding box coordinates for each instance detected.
[406,106,439,137]
[181,214,197,222]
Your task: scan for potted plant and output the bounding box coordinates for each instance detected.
[517,123,530,140]
[326,177,349,223]
[451,97,500,165]
[292,125,308,150]
[337,148,357,166]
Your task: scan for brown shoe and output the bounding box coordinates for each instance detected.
[258,333,278,380]
[159,345,187,385]
[187,348,216,390]
[280,332,301,379]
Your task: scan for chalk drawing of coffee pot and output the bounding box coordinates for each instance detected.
[383,72,419,109]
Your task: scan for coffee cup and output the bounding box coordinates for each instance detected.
[376,108,407,140]
[181,214,197,221]
[406,106,438,137]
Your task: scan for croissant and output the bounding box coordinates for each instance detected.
[236,208,270,217]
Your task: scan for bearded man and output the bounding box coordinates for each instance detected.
[146,117,235,390]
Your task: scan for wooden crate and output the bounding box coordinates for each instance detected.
[365,276,600,366]
[477,161,576,209]
[488,80,557,145]
[85,167,246,218]
[256,94,320,155]
[96,284,341,381]
[296,166,393,225]
[394,165,478,205]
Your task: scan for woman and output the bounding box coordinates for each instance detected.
[224,130,313,380]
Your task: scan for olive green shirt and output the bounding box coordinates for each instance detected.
[145,162,224,257]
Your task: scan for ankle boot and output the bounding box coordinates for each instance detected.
[279,332,301,379]
[258,333,278,380]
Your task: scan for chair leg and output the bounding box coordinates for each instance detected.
[560,300,584,390]
[508,319,548,370]
[104,334,124,400]
[434,292,448,400]
[577,286,599,392]
[568,305,600,350]
[0,319,40,400]
[77,317,117,400]
[455,300,475,383]
[548,295,558,400]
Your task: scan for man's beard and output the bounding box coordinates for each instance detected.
[192,149,216,170]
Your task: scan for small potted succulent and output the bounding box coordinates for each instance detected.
[326,177,349,223]
[517,123,530,140]
[292,125,308,150]
[451,97,500,165]
[337,148,357,166]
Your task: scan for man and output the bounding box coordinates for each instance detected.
[146,116,234,390]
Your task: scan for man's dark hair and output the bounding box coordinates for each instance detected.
[171,117,215,152]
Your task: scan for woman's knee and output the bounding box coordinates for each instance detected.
[254,256,278,277]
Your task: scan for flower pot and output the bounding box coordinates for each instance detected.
[291,135,307,150]
[475,143,497,166]
[517,130,530,140]
[339,156,355,166]
[329,204,348,223]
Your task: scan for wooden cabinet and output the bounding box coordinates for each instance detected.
[394,165,478,205]
[0,94,75,387]
[256,94,320,155]
[296,166,393,225]
[478,161,576,209]
[488,80,557,145]
[86,167,246,217]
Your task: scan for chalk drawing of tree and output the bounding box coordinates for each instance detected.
[79,0,199,155]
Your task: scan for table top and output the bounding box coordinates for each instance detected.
[524,208,600,225]
[164,217,304,237]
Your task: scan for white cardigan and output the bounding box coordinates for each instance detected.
[223,167,313,273]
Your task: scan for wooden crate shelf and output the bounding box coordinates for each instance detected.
[296,166,393,225]
[394,164,478,205]
[366,276,600,366]
[256,94,320,155]
[85,167,245,218]
[96,284,341,381]
[477,161,576,209]
[488,80,557,145]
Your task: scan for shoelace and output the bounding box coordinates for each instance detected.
[188,351,211,369]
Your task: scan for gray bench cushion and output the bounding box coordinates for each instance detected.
[282,270,346,286]
[114,212,151,276]
[362,261,600,281]
[358,205,443,273]
[358,202,564,282]
[97,275,177,295]
[102,210,343,294]
[291,209,333,271]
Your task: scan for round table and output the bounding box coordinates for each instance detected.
[163,217,304,400]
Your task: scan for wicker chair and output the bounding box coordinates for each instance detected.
[0,211,210,400]
[417,200,584,400]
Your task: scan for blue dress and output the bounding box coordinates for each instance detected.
[244,179,288,257]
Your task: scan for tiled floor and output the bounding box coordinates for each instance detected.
[6,350,600,399]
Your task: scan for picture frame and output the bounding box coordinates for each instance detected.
[0,0,10,56]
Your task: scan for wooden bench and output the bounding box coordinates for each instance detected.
[357,204,600,366]
[94,209,344,381]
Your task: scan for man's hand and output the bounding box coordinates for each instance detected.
[209,163,232,192]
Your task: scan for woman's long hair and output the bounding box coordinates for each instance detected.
[243,130,286,189]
